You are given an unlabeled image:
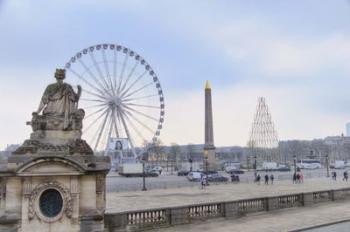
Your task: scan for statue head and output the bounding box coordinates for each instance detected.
[55,69,66,80]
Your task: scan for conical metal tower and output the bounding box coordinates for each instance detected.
[248,97,280,164]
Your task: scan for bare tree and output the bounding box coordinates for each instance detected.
[186,144,195,171]
[169,143,181,174]
[147,139,164,165]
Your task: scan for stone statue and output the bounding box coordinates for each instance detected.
[36,69,82,130]
[29,69,85,131]
[15,68,93,155]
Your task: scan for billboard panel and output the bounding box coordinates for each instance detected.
[107,138,129,151]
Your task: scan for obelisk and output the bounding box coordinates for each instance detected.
[203,80,217,171]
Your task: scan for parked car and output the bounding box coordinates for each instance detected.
[276,166,291,172]
[228,169,245,175]
[177,170,190,176]
[187,171,203,182]
[145,170,159,177]
[207,173,228,182]
[202,170,218,176]
[151,166,163,174]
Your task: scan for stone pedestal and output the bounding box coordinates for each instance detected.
[0,153,110,232]
[0,68,111,231]
[203,149,219,171]
[5,115,110,232]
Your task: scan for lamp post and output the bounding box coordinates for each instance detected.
[203,150,208,175]
[293,155,297,174]
[326,154,329,178]
[247,156,250,171]
[205,158,208,175]
[189,158,193,172]
[142,152,147,191]
[254,155,257,172]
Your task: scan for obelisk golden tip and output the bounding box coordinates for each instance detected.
[205,80,211,90]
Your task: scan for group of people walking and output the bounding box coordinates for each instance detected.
[292,172,304,184]
[254,172,274,185]
[331,171,348,181]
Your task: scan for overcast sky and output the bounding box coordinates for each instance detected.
[1,0,350,149]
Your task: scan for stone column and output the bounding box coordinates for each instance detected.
[6,177,22,216]
[170,207,190,225]
[96,174,105,211]
[70,176,79,224]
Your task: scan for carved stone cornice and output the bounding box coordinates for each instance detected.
[13,139,93,155]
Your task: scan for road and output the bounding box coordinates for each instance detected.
[302,220,350,232]
[106,168,333,192]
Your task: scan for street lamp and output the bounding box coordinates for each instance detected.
[247,156,250,171]
[326,154,329,178]
[203,150,208,174]
[189,158,193,172]
[293,155,297,174]
[254,155,257,172]
[142,152,147,191]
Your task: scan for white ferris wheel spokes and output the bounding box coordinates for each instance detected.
[64,44,165,156]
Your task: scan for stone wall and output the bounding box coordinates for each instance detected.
[105,187,350,232]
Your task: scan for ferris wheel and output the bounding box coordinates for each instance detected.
[64,43,165,156]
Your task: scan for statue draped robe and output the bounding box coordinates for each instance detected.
[38,83,80,129]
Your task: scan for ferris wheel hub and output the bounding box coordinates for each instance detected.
[107,96,122,108]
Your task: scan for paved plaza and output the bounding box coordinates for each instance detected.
[106,169,328,192]
[152,201,350,232]
[106,177,350,213]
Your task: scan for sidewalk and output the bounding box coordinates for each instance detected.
[106,178,350,213]
[153,201,350,232]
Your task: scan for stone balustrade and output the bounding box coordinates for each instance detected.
[104,187,350,232]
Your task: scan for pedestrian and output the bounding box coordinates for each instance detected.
[333,171,337,181]
[257,174,261,185]
[200,174,206,189]
[293,172,297,184]
[264,174,269,185]
[344,171,348,181]
[204,175,209,186]
[231,174,236,182]
[270,174,274,184]
[300,172,304,183]
[296,173,300,184]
